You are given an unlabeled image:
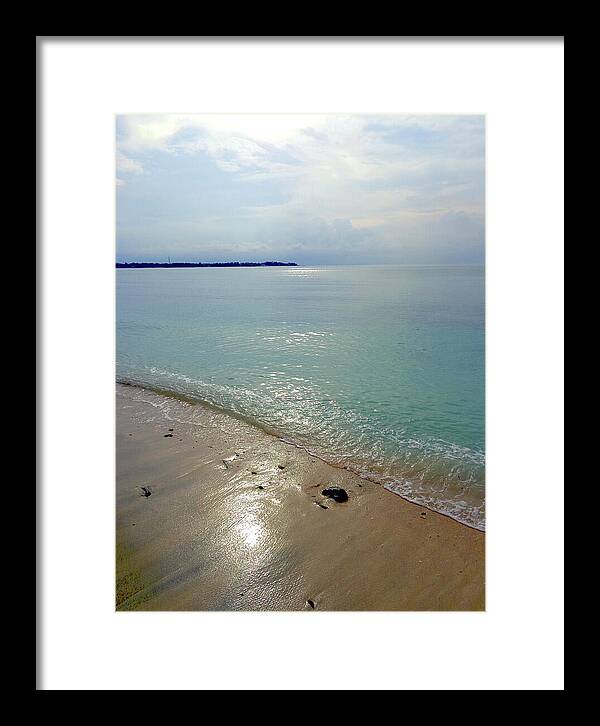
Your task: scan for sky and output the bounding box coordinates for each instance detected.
[116,114,485,265]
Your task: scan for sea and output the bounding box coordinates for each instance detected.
[117,264,485,530]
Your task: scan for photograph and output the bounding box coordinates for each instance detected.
[115,113,486,611]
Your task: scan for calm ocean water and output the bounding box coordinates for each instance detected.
[117,265,485,529]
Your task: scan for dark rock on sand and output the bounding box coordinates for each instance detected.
[307,599,316,609]
[322,486,348,503]
[164,434,173,438]
[139,486,152,498]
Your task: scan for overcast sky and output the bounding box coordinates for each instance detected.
[116,114,484,265]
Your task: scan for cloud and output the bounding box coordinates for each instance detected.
[116,151,144,186]
[116,114,484,264]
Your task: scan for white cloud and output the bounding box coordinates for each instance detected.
[116,151,144,186]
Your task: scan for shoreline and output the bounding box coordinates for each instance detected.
[116,382,485,611]
[117,377,485,532]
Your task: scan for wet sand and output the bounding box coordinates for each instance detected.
[116,383,485,611]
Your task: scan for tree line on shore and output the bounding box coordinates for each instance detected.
[116,261,298,268]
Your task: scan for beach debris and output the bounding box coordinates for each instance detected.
[306,599,316,610]
[257,485,265,490]
[222,453,241,469]
[321,486,348,503]
[164,434,173,438]
[168,428,174,432]
[316,503,328,509]
[277,464,285,469]
[139,486,152,498]
[251,470,258,475]
[420,511,427,518]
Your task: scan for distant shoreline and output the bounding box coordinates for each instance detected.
[116,261,298,269]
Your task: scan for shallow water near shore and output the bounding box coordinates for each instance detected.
[117,264,485,529]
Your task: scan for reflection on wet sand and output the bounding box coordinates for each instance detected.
[116,384,485,611]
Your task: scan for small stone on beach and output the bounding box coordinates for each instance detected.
[139,486,152,498]
[164,434,173,438]
[321,486,348,503]
[307,599,316,609]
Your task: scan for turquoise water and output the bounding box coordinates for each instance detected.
[117,265,485,529]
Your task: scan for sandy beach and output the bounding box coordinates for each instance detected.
[116,383,485,611]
